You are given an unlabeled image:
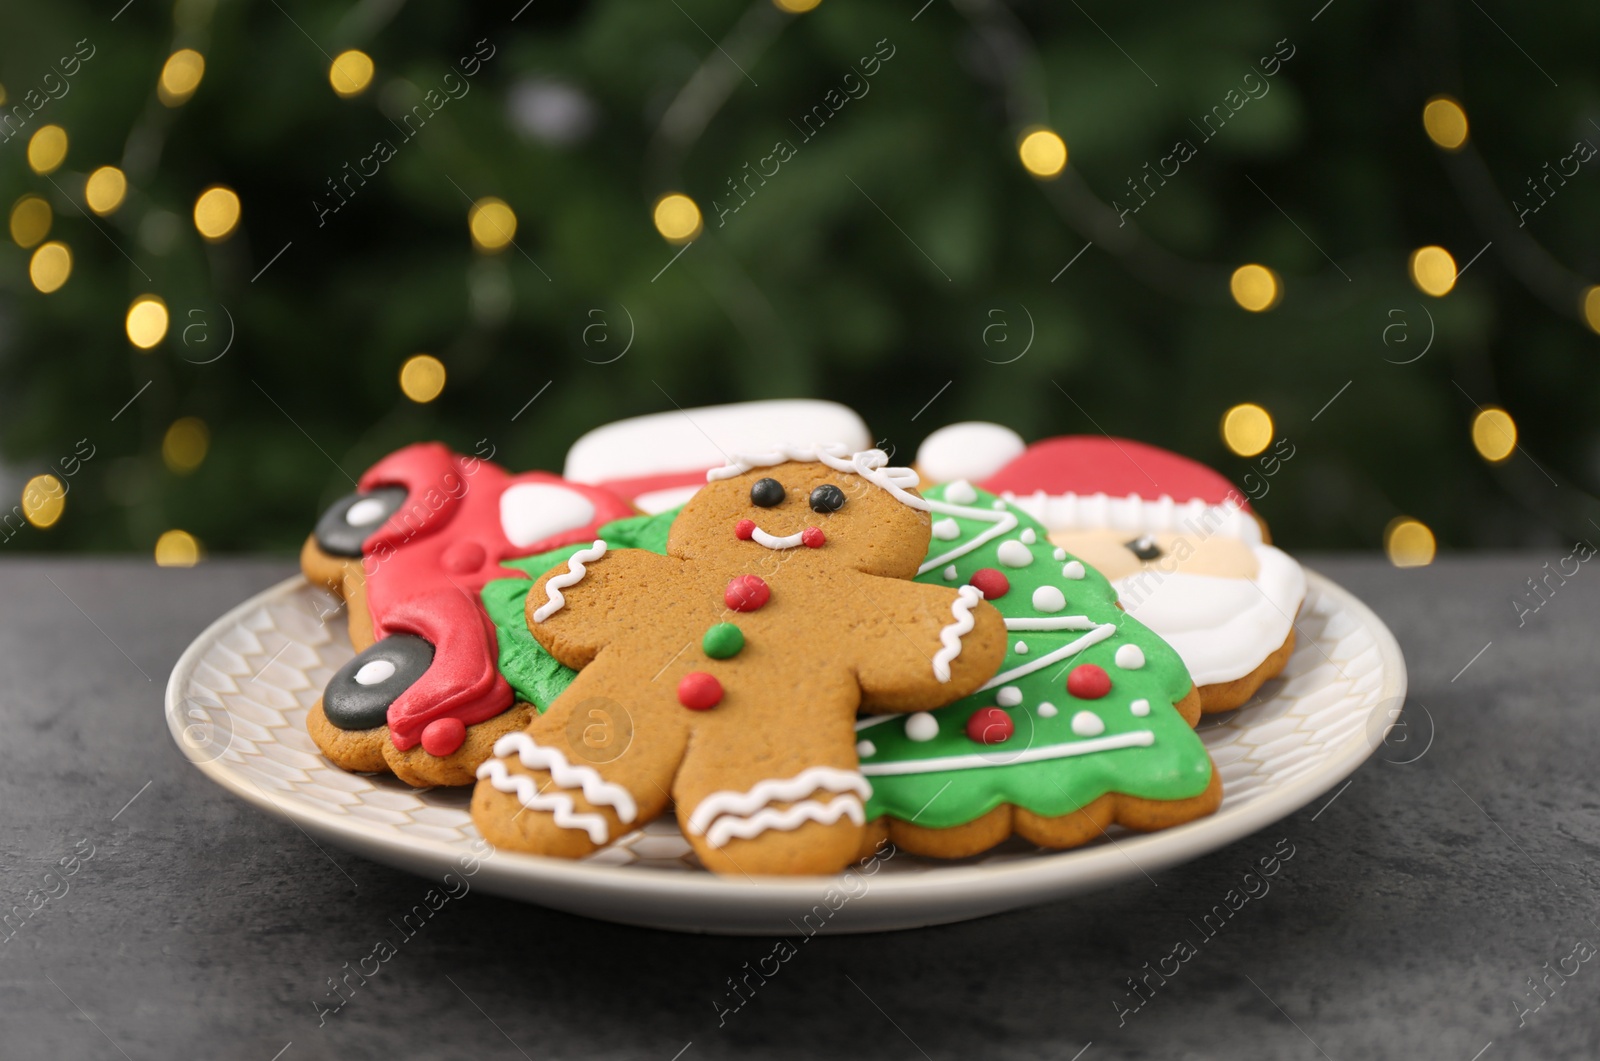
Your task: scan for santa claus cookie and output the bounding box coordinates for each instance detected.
[470,446,1008,876]
[300,442,632,786]
[941,429,1307,714]
[856,482,1219,859]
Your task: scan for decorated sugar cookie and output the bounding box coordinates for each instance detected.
[470,446,1008,876]
[855,482,1220,859]
[971,433,1307,714]
[300,442,633,786]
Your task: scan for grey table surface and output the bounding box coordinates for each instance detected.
[1,554,1596,1060]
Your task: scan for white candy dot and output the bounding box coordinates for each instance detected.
[1130,699,1151,717]
[905,712,940,742]
[942,565,958,581]
[997,540,1033,568]
[1071,711,1106,737]
[1115,644,1146,670]
[932,518,960,540]
[346,497,388,527]
[1032,585,1066,613]
[1062,561,1086,580]
[1020,528,1037,544]
[354,659,396,686]
[856,740,877,758]
[944,480,977,505]
[991,499,1008,510]
[1053,547,1067,561]
[996,686,1022,707]
[1014,640,1029,655]
[1037,702,1059,718]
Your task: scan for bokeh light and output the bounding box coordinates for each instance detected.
[1422,97,1468,150]
[193,185,241,241]
[85,166,128,215]
[329,50,375,97]
[1471,407,1517,463]
[468,197,517,252]
[1221,403,1274,457]
[10,195,52,247]
[126,295,170,349]
[163,417,211,474]
[773,0,822,9]
[29,241,72,293]
[652,193,702,244]
[155,529,202,567]
[1582,286,1600,335]
[159,49,206,106]
[21,475,66,529]
[1385,517,1436,567]
[27,125,68,175]
[1229,264,1280,312]
[400,354,446,403]
[1017,128,1068,179]
[1409,245,1456,296]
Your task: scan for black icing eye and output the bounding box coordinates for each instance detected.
[750,478,786,507]
[809,484,846,514]
[323,634,434,731]
[313,486,408,557]
[1125,535,1163,561]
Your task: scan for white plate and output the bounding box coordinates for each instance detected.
[166,568,1405,934]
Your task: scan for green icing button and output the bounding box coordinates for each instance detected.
[702,622,744,659]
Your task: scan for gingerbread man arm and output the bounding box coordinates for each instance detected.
[525,546,683,670]
[846,575,1008,712]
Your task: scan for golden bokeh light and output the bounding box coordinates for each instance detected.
[1229,264,1280,312]
[21,474,66,529]
[10,195,52,247]
[400,354,446,403]
[163,417,211,474]
[29,241,72,293]
[85,166,129,216]
[1471,407,1517,463]
[27,125,68,175]
[1409,245,1456,297]
[159,49,206,106]
[329,50,375,97]
[155,529,202,567]
[652,192,702,244]
[126,295,170,349]
[1422,97,1468,150]
[1017,128,1069,179]
[193,185,241,241]
[468,197,518,252]
[1582,286,1600,336]
[1221,402,1274,457]
[1385,516,1436,568]
[772,0,822,10]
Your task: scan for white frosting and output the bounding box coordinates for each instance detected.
[531,540,607,622]
[982,624,1117,690]
[1020,528,1037,545]
[685,767,871,838]
[943,480,978,505]
[1071,711,1106,737]
[1014,641,1029,654]
[931,518,960,540]
[704,795,865,849]
[488,733,638,821]
[1003,615,1096,631]
[1053,547,1067,561]
[475,761,610,844]
[1130,698,1150,716]
[1037,701,1059,718]
[750,524,807,550]
[996,686,1022,706]
[997,540,1033,567]
[345,497,388,526]
[915,422,1026,484]
[1062,561,1085,580]
[942,565,958,581]
[498,483,597,548]
[859,730,1155,776]
[354,659,395,686]
[1115,644,1146,670]
[1003,489,1263,545]
[1032,585,1066,612]
[931,585,982,682]
[856,740,876,758]
[905,712,939,741]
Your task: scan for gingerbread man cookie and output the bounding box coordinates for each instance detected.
[471,446,1007,876]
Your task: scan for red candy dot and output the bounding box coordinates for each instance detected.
[735,519,756,541]
[968,568,1010,600]
[801,526,826,548]
[678,671,724,710]
[420,717,467,756]
[1066,663,1112,699]
[966,707,1015,745]
[725,574,771,612]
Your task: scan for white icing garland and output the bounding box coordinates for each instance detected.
[685,766,872,838]
[703,795,866,849]
[475,760,611,844]
[486,733,638,823]
[1003,615,1096,632]
[931,585,982,682]
[531,540,608,623]
[979,623,1118,690]
[857,730,1154,776]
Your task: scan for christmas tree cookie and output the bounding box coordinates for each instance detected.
[854,481,1221,859]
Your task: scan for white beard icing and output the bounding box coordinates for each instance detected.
[1112,545,1306,686]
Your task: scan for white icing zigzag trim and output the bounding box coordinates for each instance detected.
[1002,490,1263,546]
[475,760,611,844]
[704,795,866,849]
[685,766,871,837]
[531,539,607,623]
[858,730,1155,777]
[487,733,638,823]
[707,444,925,504]
[932,585,982,682]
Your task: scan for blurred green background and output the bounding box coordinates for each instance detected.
[2,0,1598,559]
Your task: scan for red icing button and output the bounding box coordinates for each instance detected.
[966,707,1014,744]
[801,526,826,548]
[725,574,771,612]
[421,717,467,756]
[735,519,756,541]
[678,671,723,710]
[968,568,1010,600]
[439,540,486,574]
[1066,663,1112,699]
